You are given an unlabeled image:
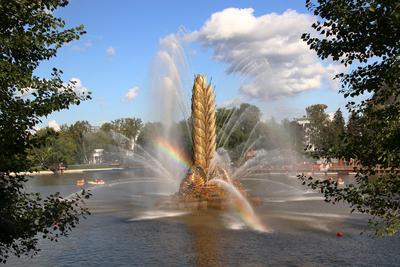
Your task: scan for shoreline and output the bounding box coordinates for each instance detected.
[14,167,126,176]
[13,168,358,177]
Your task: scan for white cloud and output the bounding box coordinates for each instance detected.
[123,87,139,102]
[326,63,346,90]
[48,120,60,132]
[69,78,90,97]
[106,46,116,57]
[188,8,343,100]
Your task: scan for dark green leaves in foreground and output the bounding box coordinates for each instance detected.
[300,0,400,235]
[0,185,91,263]
[299,173,400,236]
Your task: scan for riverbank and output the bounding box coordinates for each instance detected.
[13,167,128,176]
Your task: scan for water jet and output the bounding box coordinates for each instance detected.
[168,74,261,213]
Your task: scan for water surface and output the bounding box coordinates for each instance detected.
[6,169,400,266]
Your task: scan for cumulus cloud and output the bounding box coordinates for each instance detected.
[123,87,139,102]
[188,8,343,100]
[69,78,90,97]
[106,46,116,57]
[48,120,60,132]
[326,63,346,90]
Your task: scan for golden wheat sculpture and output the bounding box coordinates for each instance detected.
[174,74,255,209]
[191,74,216,178]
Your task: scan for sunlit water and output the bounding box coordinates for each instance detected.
[6,169,400,266]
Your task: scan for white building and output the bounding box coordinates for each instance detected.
[91,148,104,164]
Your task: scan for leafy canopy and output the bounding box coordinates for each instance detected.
[300,0,400,235]
[27,128,77,171]
[0,0,91,262]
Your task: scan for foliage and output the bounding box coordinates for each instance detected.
[0,0,90,262]
[64,121,91,164]
[305,105,346,156]
[101,118,143,140]
[28,128,76,171]
[101,118,143,151]
[136,122,163,148]
[305,104,331,154]
[330,108,345,154]
[282,119,306,153]
[300,0,400,235]
[176,119,193,159]
[215,103,306,162]
[215,103,262,161]
[27,118,145,167]
[302,0,399,98]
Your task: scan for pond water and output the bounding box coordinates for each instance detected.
[6,169,400,266]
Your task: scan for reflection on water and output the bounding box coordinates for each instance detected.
[128,210,188,221]
[187,216,221,267]
[6,169,400,266]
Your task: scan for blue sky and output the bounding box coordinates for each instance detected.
[37,0,350,128]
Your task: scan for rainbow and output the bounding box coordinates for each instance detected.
[209,179,269,232]
[231,196,268,232]
[154,137,191,169]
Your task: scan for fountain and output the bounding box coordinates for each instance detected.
[167,74,261,213]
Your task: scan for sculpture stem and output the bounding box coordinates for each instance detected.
[191,74,216,179]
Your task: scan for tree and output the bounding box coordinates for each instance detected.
[282,119,306,153]
[66,121,92,164]
[346,112,363,139]
[0,0,91,262]
[101,118,143,150]
[299,0,400,235]
[330,108,345,153]
[305,104,331,153]
[176,119,193,159]
[85,130,119,163]
[215,103,262,162]
[28,128,77,171]
[136,122,164,148]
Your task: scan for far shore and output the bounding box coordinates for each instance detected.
[13,167,127,176]
[10,165,360,177]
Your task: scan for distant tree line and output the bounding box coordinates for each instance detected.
[28,118,143,170]
[30,102,318,170]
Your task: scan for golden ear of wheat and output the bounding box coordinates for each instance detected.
[191,74,216,178]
